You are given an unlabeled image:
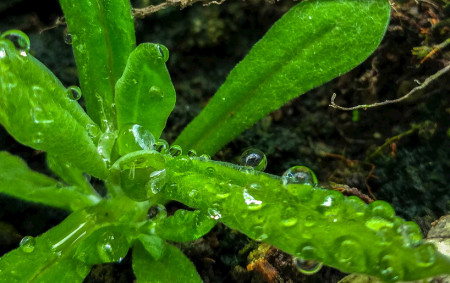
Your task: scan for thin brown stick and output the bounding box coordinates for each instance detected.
[133,0,226,18]
[329,64,450,111]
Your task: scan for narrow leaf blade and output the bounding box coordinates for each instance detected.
[58,0,136,128]
[0,39,108,178]
[0,152,100,210]
[115,43,176,140]
[175,0,391,155]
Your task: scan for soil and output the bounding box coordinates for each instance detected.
[0,0,449,282]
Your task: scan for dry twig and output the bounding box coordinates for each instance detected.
[133,0,226,18]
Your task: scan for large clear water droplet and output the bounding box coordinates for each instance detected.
[281,166,318,186]
[19,236,36,253]
[335,237,365,270]
[157,43,169,62]
[199,154,210,161]
[1,30,30,55]
[117,124,155,155]
[66,86,82,101]
[239,148,267,171]
[97,130,118,163]
[294,257,323,275]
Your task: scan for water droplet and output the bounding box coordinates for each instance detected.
[398,222,423,248]
[335,237,365,270]
[199,154,210,161]
[379,253,403,282]
[154,139,169,154]
[187,149,197,157]
[66,86,82,101]
[117,124,155,155]
[280,206,298,227]
[294,257,323,275]
[243,189,263,211]
[414,243,436,267]
[19,236,35,253]
[157,43,169,62]
[369,201,395,220]
[86,123,101,140]
[281,166,318,186]
[32,132,44,144]
[148,85,163,98]
[97,130,118,163]
[207,208,221,220]
[304,215,315,227]
[64,33,73,44]
[296,243,324,261]
[32,86,44,99]
[205,166,215,176]
[345,196,366,217]
[97,231,128,263]
[147,204,167,221]
[32,106,54,124]
[146,169,166,195]
[169,145,182,157]
[1,30,30,55]
[239,148,267,171]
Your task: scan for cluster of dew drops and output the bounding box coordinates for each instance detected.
[0,29,83,146]
[3,30,322,276]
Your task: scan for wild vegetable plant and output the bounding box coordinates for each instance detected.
[0,0,449,282]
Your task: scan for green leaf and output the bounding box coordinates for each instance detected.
[47,153,98,197]
[132,241,202,283]
[0,38,108,179]
[58,0,136,128]
[161,156,450,282]
[0,151,100,211]
[137,234,166,260]
[75,225,130,265]
[175,0,391,155]
[115,43,176,140]
[0,210,97,282]
[156,209,216,242]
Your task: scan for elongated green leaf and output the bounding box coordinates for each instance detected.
[47,153,97,197]
[161,157,450,282]
[155,209,216,242]
[0,152,100,210]
[58,0,136,128]
[0,210,96,282]
[175,0,391,155]
[115,43,176,140]
[133,241,202,283]
[0,39,108,178]
[137,234,165,260]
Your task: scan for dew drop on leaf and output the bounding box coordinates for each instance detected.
[148,85,164,99]
[199,154,210,161]
[1,30,30,55]
[146,169,167,195]
[32,106,54,124]
[294,257,322,275]
[157,43,169,62]
[281,166,318,186]
[66,86,82,101]
[187,149,197,157]
[239,148,267,171]
[154,139,169,154]
[117,124,155,155]
[19,236,35,253]
[147,204,167,221]
[414,243,436,267]
[64,33,73,44]
[169,145,182,157]
[97,231,128,263]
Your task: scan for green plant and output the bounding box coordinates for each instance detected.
[0,0,449,282]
